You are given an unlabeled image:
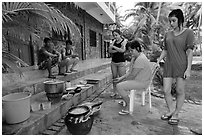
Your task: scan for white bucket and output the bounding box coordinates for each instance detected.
[2,92,31,124]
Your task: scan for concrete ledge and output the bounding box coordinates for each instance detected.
[2,59,111,96]
[2,67,112,135]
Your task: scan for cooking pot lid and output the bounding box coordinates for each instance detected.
[44,80,65,84]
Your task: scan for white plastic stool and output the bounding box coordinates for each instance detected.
[129,89,150,114]
[129,90,135,115]
[129,63,159,114]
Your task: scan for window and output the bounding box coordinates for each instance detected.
[89,30,96,47]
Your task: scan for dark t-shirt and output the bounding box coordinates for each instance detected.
[65,49,73,56]
[111,39,126,63]
[163,29,195,78]
[38,47,57,65]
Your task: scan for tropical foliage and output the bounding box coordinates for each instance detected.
[121,2,202,50]
[2,2,81,75]
[123,2,171,49]
[117,2,202,94]
[2,2,81,44]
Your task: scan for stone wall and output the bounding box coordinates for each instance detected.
[50,2,104,60]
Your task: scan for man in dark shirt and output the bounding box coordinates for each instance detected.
[38,37,65,78]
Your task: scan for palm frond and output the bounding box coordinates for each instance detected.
[194,6,202,18]
[2,51,29,77]
[124,12,138,20]
[2,2,81,44]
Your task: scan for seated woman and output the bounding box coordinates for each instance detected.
[114,40,152,115]
[61,40,79,73]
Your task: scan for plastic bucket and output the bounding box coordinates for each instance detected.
[2,92,31,124]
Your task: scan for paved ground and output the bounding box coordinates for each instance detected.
[58,83,202,135]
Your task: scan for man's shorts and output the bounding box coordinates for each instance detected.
[38,57,58,70]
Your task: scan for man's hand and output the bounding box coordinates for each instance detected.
[109,44,114,49]
[113,77,123,83]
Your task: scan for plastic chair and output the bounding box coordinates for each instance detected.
[129,63,159,114]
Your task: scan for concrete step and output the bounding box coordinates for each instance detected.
[40,77,111,135]
[2,58,111,96]
[2,67,112,135]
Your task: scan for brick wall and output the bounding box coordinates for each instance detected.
[51,2,104,60]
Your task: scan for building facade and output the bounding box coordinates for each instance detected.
[4,2,116,66]
[52,2,116,60]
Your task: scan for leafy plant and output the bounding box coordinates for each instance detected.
[2,2,81,75]
[2,51,29,76]
[2,2,81,43]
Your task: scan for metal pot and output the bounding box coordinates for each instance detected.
[44,80,65,94]
[64,101,103,135]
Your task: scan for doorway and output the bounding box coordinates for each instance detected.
[76,24,85,60]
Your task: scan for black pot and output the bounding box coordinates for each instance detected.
[65,105,93,135]
[64,101,103,135]
[46,92,63,103]
[44,80,65,94]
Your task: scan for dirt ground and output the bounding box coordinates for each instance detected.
[59,57,202,135]
[59,84,202,135]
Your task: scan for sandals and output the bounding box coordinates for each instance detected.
[110,93,122,99]
[110,93,117,98]
[168,118,179,125]
[70,69,78,72]
[66,70,72,73]
[119,110,129,115]
[58,73,67,76]
[118,100,126,107]
[161,114,172,120]
[48,75,56,79]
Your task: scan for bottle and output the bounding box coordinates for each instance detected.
[66,81,71,89]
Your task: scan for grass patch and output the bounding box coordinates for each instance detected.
[185,64,202,101]
[153,63,202,101]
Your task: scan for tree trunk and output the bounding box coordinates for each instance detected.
[156,3,162,24]
[198,12,202,55]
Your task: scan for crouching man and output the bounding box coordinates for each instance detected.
[38,37,68,78]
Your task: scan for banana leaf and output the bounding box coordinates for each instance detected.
[2,51,29,77]
[2,2,81,44]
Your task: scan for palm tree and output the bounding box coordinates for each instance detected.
[183,2,202,54]
[2,2,81,75]
[2,2,81,44]
[124,2,170,49]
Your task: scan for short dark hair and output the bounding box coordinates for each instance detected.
[128,40,142,52]
[168,9,184,30]
[66,40,72,45]
[44,37,51,44]
[112,29,121,35]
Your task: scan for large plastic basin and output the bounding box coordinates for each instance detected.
[2,92,31,124]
